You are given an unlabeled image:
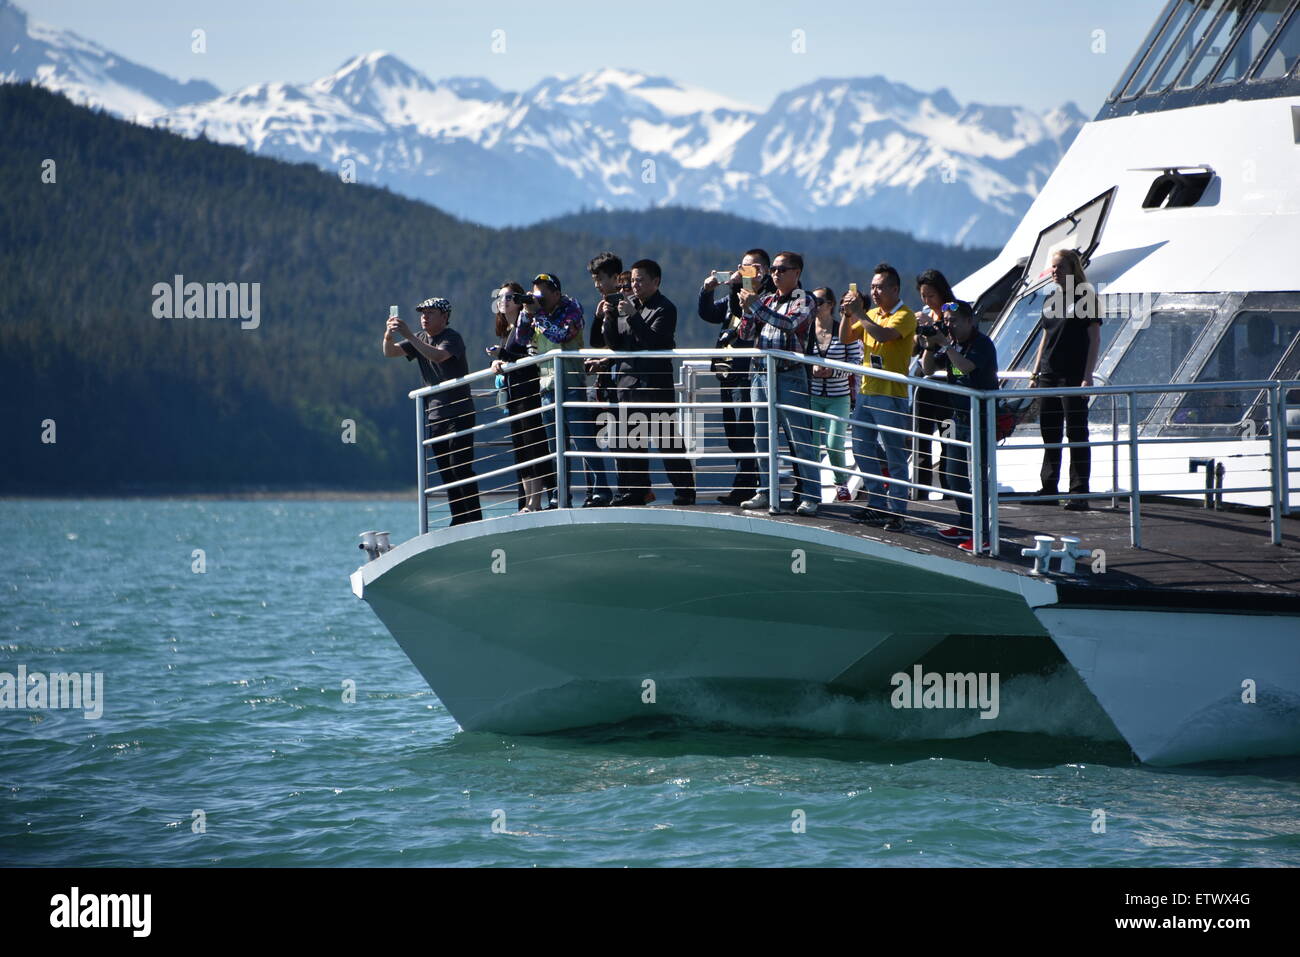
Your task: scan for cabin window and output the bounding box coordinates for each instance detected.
[1122,0,1206,98]
[1251,4,1300,77]
[1147,0,1229,94]
[1173,311,1300,423]
[992,284,1054,371]
[1106,311,1212,421]
[1176,0,1256,88]
[1111,0,1180,100]
[1213,0,1291,84]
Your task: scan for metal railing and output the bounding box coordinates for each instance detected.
[408,348,1297,551]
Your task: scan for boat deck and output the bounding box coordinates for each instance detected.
[679,496,1300,606]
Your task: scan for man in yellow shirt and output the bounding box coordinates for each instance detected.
[839,263,917,529]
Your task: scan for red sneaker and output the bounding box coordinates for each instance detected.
[938,526,965,540]
[835,485,851,502]
[958,538,976,552]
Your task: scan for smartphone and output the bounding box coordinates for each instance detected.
[713,270,732,285]
[848,283,858,295]
[870,354,883,370]
[389,305,399,318]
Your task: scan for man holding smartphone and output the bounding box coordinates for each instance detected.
[840,263,916,530]
[382,297,483,526]
[698,248,770,505]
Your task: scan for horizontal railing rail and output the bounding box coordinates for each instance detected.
[408,344,1297,553]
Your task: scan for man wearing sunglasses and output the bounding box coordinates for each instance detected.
[735,251,822,516]
[920,301,999,553]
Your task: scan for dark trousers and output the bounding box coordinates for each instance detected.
[615,383,695,497]
[720,379,759,491]
[506,394,554,497]
[950,412,990,540]
[428,409,483,525]
[913,385,952,497]
[1038,374,1091,494]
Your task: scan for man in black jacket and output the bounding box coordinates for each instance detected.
[698,248,770,505]
[603,259,696,506]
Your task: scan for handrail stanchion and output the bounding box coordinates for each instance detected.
[1111,391,1120,509]
[1128,391,1142,549]
[970,391,983,554]
[416,392,428,536]
[553,353,568,508]
[766,353,780,509]
[1269,383,1284,545]
[1281,381,1293,517]
[984,391,999,554]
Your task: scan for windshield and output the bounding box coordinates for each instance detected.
[1173,310,1300,424]
[1214,0,1291,84]
[1105,311,1213,424]
[1020,189,1116,290]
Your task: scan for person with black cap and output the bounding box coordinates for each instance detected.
[919,300,999,553]
[383,297,483,526]
[522,272,613,508]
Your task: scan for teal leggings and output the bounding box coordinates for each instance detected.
[809,394,851,485]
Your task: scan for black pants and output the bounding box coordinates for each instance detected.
[719,378,758,491]
[615,382,695,497]
[950,412,990,540]
[506,395,554,498]
[913,385,952,496]
[1038,374,1091,494]
[428,408,483,526]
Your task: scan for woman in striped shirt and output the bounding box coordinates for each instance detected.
[806,288,864,502]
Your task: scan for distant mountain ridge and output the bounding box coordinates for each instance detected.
[0,0,1084,247]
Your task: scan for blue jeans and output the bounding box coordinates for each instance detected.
[752,368,820,505]
[542,383,612,503]
[851,394,911,516]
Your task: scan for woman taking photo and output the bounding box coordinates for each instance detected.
[806,287,863,503]
[1030,248,1101,510]
[490,281,555,513]
[912,269,958,499]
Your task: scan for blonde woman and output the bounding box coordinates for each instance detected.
[1030,249,1101,510]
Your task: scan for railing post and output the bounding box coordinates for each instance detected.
[1269,383,1284,545]
[984,391,999,554]
[970,391,983,554]
[553,352,569,508]
[1111,392,1120,510]
[1281,382,1293,518]
[1128,391,1142,549]
[416,392,428,536]
[766,353,780,509]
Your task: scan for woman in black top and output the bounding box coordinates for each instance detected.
[912,269,957,500]
[490,281,555,512]
[1030,249,1101,510]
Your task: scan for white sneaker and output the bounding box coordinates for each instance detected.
[740,491,769,510]
[796,499,819,517]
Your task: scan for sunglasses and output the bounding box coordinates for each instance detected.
[770,265,797,274]
[813,296,832,307]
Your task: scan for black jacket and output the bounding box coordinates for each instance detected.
[697,283,757,381]
[603,290,677,390]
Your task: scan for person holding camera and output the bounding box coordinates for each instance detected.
[912,269,958,500]
[603,259,696,506]
[806,287,863,503]
[698,248,771,505]
[840,263,916,530]
[734,251,821,517]
[523,272,612,509]
[382,297,483,526]
[919,301,999,553]
[580,252,624,507]
[489,281,555,513]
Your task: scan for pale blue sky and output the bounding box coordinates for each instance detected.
[22,0,1169,113]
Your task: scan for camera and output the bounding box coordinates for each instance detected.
[509,292,538,306]
[603,292,623,305]
[917,324,941,338]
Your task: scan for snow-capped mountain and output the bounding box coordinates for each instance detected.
[0,0,1086,247]
[0,0,218,118]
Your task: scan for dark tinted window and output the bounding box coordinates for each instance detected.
[1177,0,1256,87]
[1123,0,1205,97]
[1251,4,1300,77]
[1213,0,1290,84]
[1175,310,1300,423]
[1149,0,1228,93]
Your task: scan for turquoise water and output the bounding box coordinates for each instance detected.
[2,499,1298,867]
